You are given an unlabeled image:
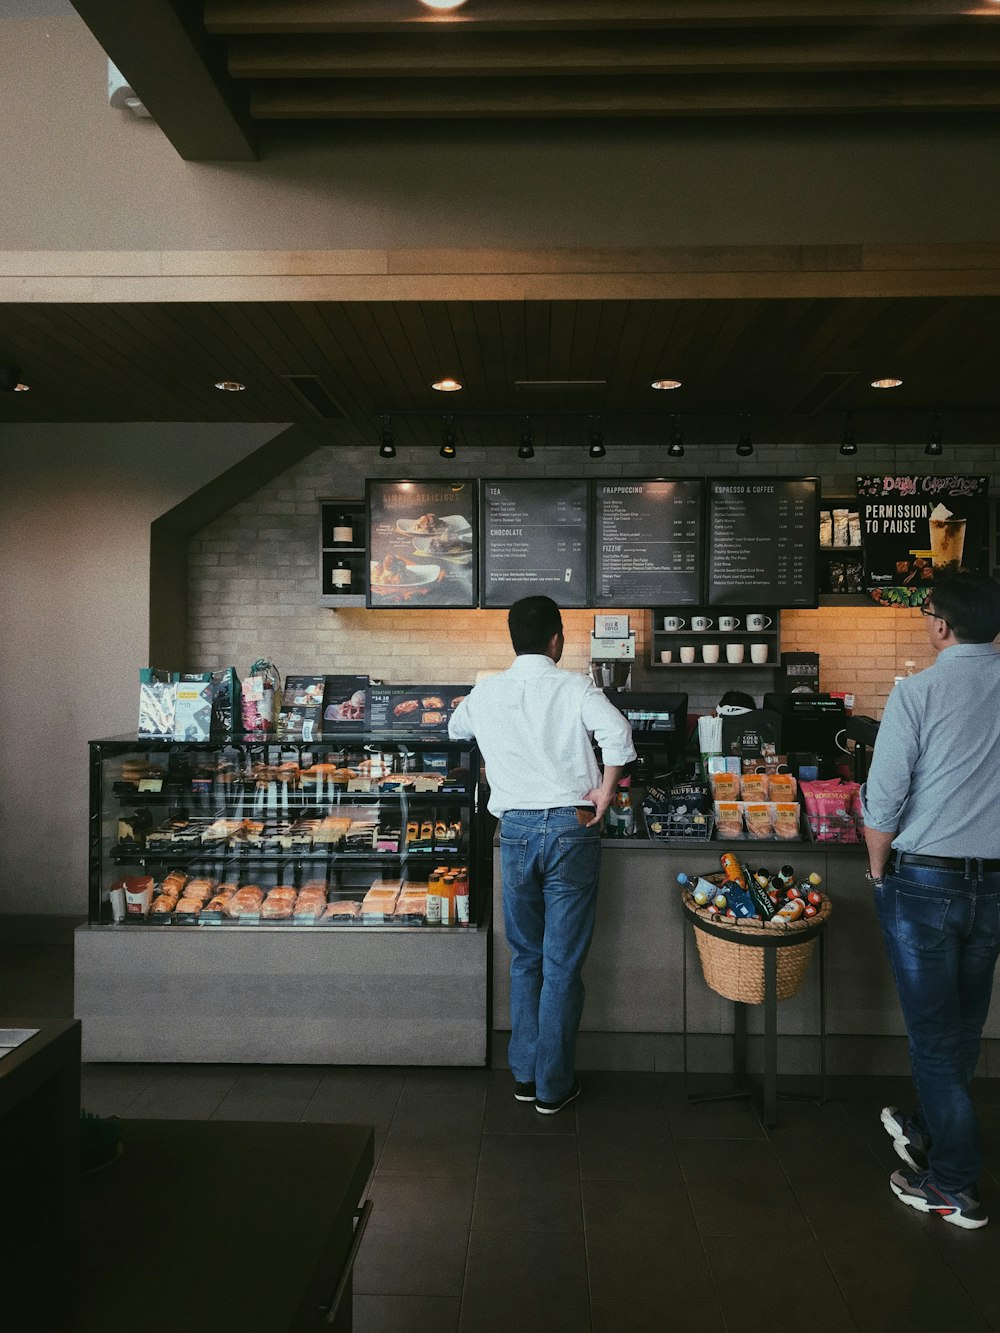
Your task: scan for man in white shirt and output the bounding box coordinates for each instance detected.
[449,596,636,1114]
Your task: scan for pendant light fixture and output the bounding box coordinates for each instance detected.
[839,413,858,457]
[588,415,605,459]
[925,412,943,457]
[518,416,535,460]
[439,414,457,459]
[378,415,396,459]
[735,413,754,457]
[667,415,685,458]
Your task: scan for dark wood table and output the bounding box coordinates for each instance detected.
[75,1119,374,1332]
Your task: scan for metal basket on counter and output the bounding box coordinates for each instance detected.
[645,813,715,843]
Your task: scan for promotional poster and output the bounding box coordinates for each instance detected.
[367,480,477,608]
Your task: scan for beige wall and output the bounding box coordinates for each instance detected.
[3,16,1000,255]
[0,423,283,917]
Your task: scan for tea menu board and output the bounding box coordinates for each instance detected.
[593,479,703,606]
[480,479,590,608]
[367,480,477,609]
[706,477,818,607]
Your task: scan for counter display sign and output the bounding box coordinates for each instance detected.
[706,478,818,608]
[593,479,704,607]
[368,685,472,734]
[367,480,476,609]
[857,474,989,605]
[480,479,589,608]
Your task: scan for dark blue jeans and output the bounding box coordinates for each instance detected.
[875,862,1000,1192]
[499,807,602,1103]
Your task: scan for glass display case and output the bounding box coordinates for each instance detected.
[89,733,481,931]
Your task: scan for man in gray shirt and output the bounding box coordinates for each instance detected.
[861,570,1000,1230]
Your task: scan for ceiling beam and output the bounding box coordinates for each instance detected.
[250,72,1000,119]
[69,0,257,161]
[205,2,1000,35]
[227,28,1000,79]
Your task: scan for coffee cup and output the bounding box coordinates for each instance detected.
[680,646,696,664]
[691,615,714,632]
[750,643,769,664]
[702,644,720,664]
[718,615,741,632]
[659,650,673,664]
[746,613,773,632]
[726,643,745,664]
[663,616,686,632]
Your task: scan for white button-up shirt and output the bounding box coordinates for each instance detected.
[448,654,636,817]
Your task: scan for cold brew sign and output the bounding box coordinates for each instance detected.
[480,479,589,608]
[857,475,989,601]
[706,478,818,607]
[593,479,704,606]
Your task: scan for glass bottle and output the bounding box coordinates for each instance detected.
[331,560,352,592]
[608,776,635,838]
[333,513,355,545]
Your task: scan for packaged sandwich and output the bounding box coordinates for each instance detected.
[709,772,740,802]
[714,801,744,839]
[744,803,773,839]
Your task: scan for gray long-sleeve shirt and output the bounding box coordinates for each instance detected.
[860,642,1000,858]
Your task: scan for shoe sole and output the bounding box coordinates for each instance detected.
[513,1092,536,1103]
[536,1085,580,1116]
[880,1106,923,1171]
[890,1179,988,1230]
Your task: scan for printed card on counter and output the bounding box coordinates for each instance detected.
[368,685,472,734]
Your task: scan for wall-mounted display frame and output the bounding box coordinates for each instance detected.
[366,480,477,609]
[479,478,590,609]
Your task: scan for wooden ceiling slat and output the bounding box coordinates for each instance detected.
[249,71,1000,118]
[0,305,130,423]
[228,28,1000,80]
[206,3,998,37]
[287,302,394,441]
[316,301,423,417]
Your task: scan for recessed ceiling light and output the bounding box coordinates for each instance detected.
[870,377,903,390]
[419,0,469,9]
[432,378,463,392]
[215,379,246,392]
[651,379,683,391]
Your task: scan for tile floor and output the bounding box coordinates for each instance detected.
[6,941,1000,1331]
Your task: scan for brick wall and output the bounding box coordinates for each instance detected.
[188,440,999,720]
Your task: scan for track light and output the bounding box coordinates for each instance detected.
[736,414,754,457]
[839,414,858,457]
[439,415,457,460]
[516,417,535,460]
[667,416,685,459]
[925,412,943,457]
[378,415,396,459]
[588,415,605,459]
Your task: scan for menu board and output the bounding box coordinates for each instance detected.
[593,479,703,606]
[706,477,818,607]
[857,474,989,605]
[368,684,472,734]
[480,479,590,608]
[367,480,476,609]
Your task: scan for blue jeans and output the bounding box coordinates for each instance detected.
[500,807,602,1102]
[875,862,1000,1192]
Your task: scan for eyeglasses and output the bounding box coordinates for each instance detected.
[920,604,949,627]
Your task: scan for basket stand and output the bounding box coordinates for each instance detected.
[681,901,829,1128]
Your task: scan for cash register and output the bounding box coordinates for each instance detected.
[762,692,848,774]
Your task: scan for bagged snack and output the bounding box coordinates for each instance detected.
[709,772,740,802]
[744,802,773,839]
[241,659,281,733]
[210,667,241,737]
[714,801,744,839]
[138,669,178,737]
[801,779,856,843]
[771,803,801,840]
[819,510,833,546]
[173,672,213,741]
[768,772,797,801]
[740,773,769,803]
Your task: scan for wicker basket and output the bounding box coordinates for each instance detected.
[683,886,833,1004]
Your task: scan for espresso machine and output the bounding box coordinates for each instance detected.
[589,613,635,690]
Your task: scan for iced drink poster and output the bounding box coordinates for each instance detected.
[857,474,989,601]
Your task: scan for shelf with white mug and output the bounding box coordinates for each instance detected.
[649,606,780,670]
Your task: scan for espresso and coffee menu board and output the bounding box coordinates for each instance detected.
[480,479,590,608]
[593,479,703,607]
[706,478,818,607]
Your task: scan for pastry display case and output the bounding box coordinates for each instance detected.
[89,733,481,932]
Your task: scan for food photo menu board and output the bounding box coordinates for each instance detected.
[706,477,818,607]
[593,479,703,606]
[367,480,477,609]
[480,479,590,608]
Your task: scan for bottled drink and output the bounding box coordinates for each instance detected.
[426,870,444,924]
[719,851,746,887]
[454,867,470,926]
[608,776,635,838]
[331,560,352,592]
[440,874,457,926]
[332,514,354,545]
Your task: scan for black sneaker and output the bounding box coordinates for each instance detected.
[880,1105,930,1172]
[514,1081,536,1103]
[536,1078,581,1116]
[890,1167,988,1230]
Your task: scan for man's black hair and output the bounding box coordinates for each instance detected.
[931,570,1000,644]
[508,596,563,655]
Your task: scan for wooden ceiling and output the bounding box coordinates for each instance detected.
[68,2,1000,159]
[3,295,1000,448]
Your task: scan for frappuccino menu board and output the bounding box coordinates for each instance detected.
[480,479,590,608]
[706,478,818,607]
[594,479,703,606]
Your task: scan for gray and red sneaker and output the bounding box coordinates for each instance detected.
[890,1167,988,1230]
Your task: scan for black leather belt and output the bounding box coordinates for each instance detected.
[892,852,1000,873]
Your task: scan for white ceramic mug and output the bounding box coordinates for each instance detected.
[702,643,720,664]
[691,615,714,632]
[680,645,696,664]
[663,615,686,632]
[746,613,773,632]
[659,649,673,664]
[718,615,741,632]
[726,643,745,664]
[750,643,769,664]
